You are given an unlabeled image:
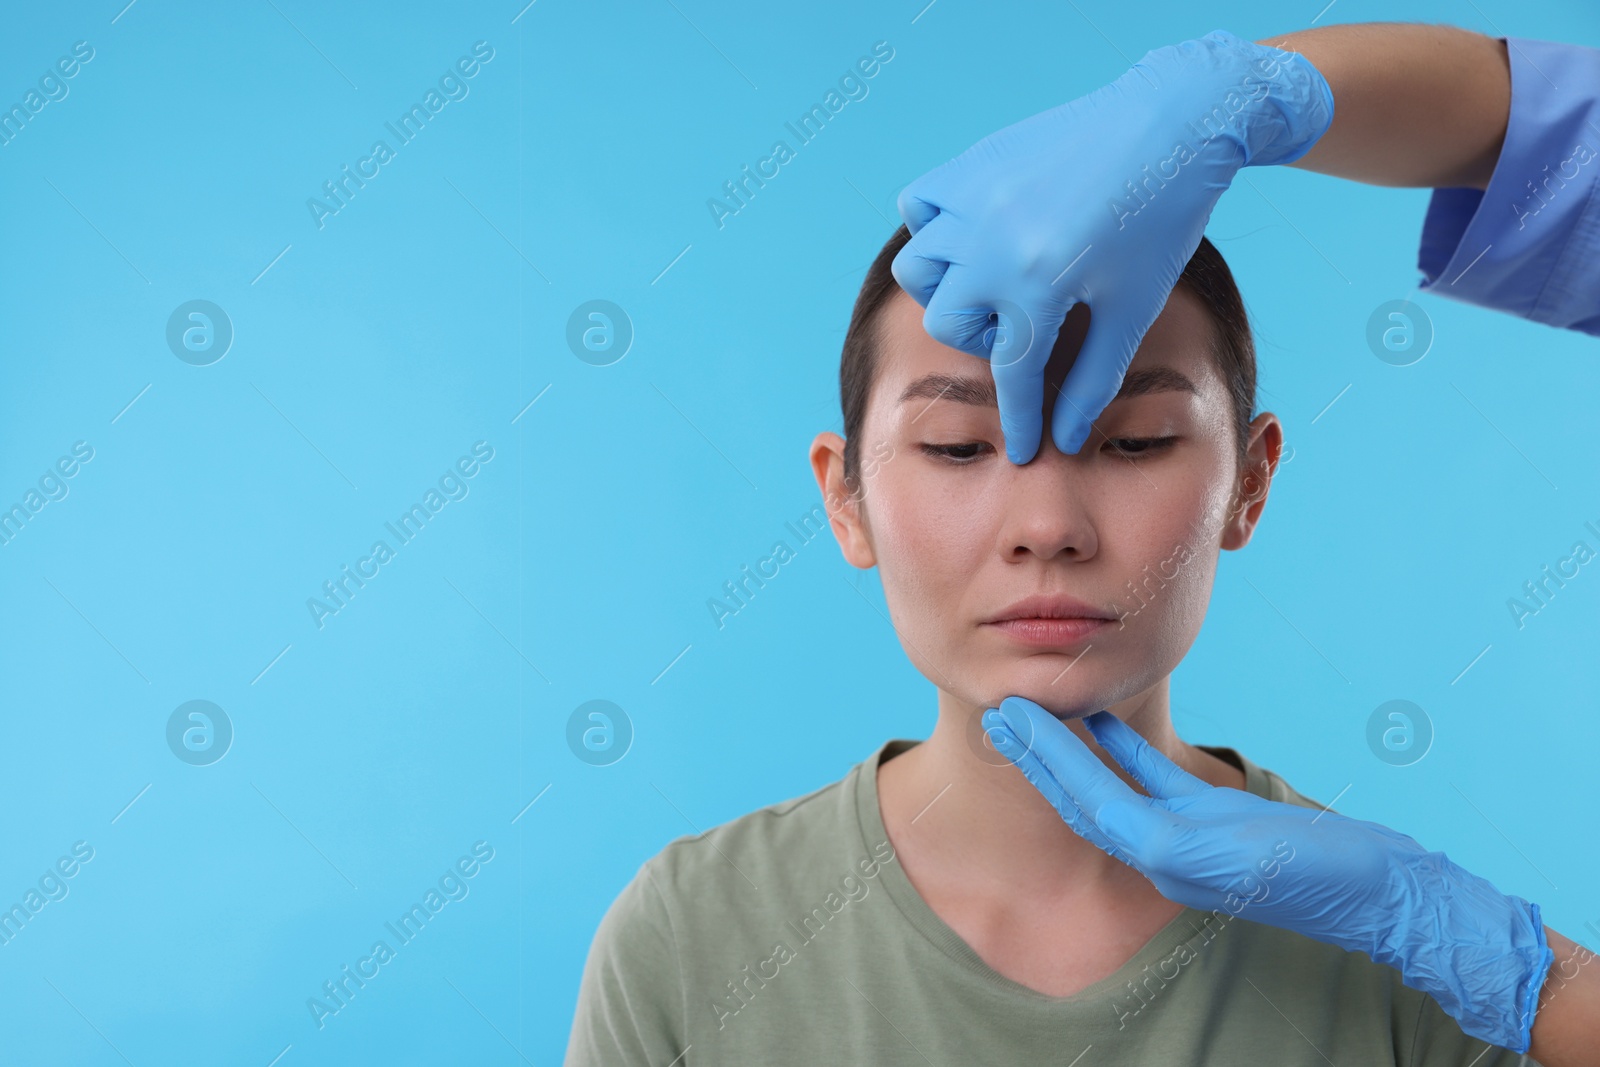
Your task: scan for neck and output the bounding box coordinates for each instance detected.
[878,678,1239,902]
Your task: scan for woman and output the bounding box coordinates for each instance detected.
[563,223,1548,1064]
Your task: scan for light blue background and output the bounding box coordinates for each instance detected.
[1,0,1597,1062]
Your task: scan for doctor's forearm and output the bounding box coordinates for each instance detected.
[1528,925,1600,1067]
[1255,22,1511,191]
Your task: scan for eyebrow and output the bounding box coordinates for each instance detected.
[898,366,1199,407]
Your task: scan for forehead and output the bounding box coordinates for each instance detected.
[873,285,1223,408]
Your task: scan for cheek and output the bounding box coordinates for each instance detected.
[866,471,993,616]
[870,458,999,554]
[1110,465,1231,637]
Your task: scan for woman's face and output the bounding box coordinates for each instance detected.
[811,285,1281,719]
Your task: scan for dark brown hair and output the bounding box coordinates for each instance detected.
[840,225,1256,492]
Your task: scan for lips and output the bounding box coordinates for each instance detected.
[984,594,1117,624]
[983,594,1117,649]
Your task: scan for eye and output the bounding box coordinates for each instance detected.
[919,441,991,464]
[1104,435,1178,459]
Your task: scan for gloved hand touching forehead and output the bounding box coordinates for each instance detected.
[891,28,1334,463]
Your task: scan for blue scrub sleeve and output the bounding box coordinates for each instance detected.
[1417,35,1600,335]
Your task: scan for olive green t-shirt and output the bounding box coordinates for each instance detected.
[564,738,1541,1065]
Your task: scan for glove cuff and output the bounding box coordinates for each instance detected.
[1515,901,1555,1053]
[1378,848,1555,1052]
[1190,29,1336,169]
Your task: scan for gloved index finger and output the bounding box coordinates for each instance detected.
[1048,294,1157,456]
[993,697,1156,837]
[988,298,1054,466]
[982,708,1138,868]
[1083,711,1210,800]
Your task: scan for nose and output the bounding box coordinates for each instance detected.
[997,300,1099,564]
[994,435,1099,564]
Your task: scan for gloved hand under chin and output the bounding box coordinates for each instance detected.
[982,696,1555,1053]
[892,29,1335,463]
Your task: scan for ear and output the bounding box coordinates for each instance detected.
[1220,412,1282,552]
[810,431,877,569]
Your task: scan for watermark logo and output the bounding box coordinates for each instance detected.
[566,300,633,366]
[1365,699,1433,766]
[166,700,233,766]
[983,297,1039,370]
[968,701,1040,768]
[1366,299,1433,366]
[566,700,633,766]
[166,300,233,366]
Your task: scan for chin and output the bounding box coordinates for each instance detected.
[1004,695,1099,720]
[974,677,1105,720]
[970,654,1144,719]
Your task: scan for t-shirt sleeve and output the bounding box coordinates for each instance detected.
[1415,36,1600,335]
[1405,986,1546,1067]
[563,859,688,1066]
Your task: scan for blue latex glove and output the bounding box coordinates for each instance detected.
[982,697,1556,1053]
[892,29,1335,463]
